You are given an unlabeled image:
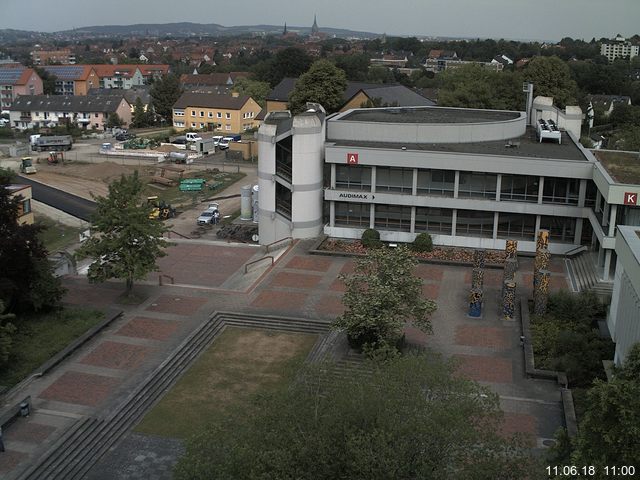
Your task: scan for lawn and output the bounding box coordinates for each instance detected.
[0,307,104,388]
[36,216,84,253]
[594,150,640,184]
[134,327,317,439]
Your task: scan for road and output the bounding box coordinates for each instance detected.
[18,175,96,222]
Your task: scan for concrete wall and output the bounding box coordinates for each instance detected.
[532,96,583,140]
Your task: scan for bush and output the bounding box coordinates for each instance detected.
[411,232,433,252]
[361,228,382,248]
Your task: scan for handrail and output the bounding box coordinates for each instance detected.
[264,236,293,253]
[244,256,274,274]
[168,230,190,239]
[159,274,175,286]
[564,245,587,258]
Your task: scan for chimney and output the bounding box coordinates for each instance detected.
[231,91,240,98]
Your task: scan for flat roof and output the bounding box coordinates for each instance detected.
[339,106,521,124]
[593,150,640,184]
[330,127,587,161]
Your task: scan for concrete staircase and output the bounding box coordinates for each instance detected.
[17,312,330,480]
[565,252,613,297]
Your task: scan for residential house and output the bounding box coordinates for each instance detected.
[88,86,152,113]
[492,54,514,67]
[30,48,76,65]
[10,94,132,131]
[179,72,249,94]
[7,185,34,225]
[0,66,43,110]
[91,64,169,90]
[172,92,261,133]
[40,65,99,95]
[588,95,632,117]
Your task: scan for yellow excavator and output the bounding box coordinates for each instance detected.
[146,196,176,220]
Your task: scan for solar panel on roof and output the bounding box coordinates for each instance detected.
[43,65,84,80]
[0,69,25,84]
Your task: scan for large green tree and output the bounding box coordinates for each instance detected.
[0,172,64,312]
[130,97,154,128]
[288,60,348,114]
[332,246,437,355]
[523,56,578,107]
[174,353,537,480]
[77,171,170,295]
[255,47,313,87]
[150,73,183,123]
[570,343,640,473]
[231,78,271,107]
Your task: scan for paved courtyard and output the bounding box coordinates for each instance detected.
[0,239,569,478]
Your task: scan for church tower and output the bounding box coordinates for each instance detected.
[311,14,319,35]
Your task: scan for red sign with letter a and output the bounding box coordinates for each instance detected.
[347,153,359,165]
[624,192,638,205]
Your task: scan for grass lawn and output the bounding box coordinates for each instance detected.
[594,150,640,184]
[0,307,104,388]
[142,170,246,208]
[134,327,317,440]
[36,216,84,253]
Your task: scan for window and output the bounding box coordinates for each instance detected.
[542,177,579,205]
[199,123,204,128]
[540,216,575,243]
[336,165,372,191]
[415,207,452,235]
[208,112,213,118]
[199,111,204,117]
[374,205,412,232]
[191,110,196,116]
[456,210,495,238]
[225,125,231,131]
[275,182,292,220]
[217,112,222,118]
[94,113,99,117]
[18,199,31,216]
[191,123,196,128]
[497,213,536,240]
[458,172,497,199]
[375,167,413,194]
[225,112,231,119]
[416,169,455,197]
[174,121,185,127]
[500,175,539,203]
[335,202,370,227]
[174,110,184,116]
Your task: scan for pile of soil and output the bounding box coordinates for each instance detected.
[216,224,258,243]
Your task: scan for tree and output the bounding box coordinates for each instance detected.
[150,73,183,123]
[288,60,348,114]
[231,78,271,107]
[523,56,578,107]
[0,177,64,312]
[76,172,170,296]
[34,67,57,95]
[130,97,154,128]
[332,246,437,354]
[106,112,123,129]
[0,300,16,368]
[255,47,313,86]
[570,343,640,472]
[334,54,371,81]
[174,353,537,480]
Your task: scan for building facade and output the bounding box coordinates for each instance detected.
[7,185,34,225]
[40,65,99,95]
[0,66,43,110]
[30,49,76,65]
[600,36,639,63]
[258,104,640,283]
[172,92,261,133]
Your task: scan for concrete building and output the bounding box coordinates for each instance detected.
[172,92,261,133]
[40,65,99,96]
[30,48,76,65]
[607,225,640,365]
[258,102,640,284]
[0,66,43,110]
[600,36,639,63]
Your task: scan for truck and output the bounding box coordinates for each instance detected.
[31,135,73,152]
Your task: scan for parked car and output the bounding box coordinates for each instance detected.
[115,132,135,141]
[196,203,220,225]
[212,135,223,146]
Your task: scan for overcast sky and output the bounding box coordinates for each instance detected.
[1,0,638,41]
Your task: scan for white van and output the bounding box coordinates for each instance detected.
[185,132,202,142]
[212,136,223,146]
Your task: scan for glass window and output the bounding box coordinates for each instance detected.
[335,202,370,227]
[226,112,231,119]
[275,182,292,220]
[542,177,579,205]
[415,207,452,235]
[191,110,196,116]
[497,213,536,240]
[500,175,539,203]
[456,209,495,238]
[416,169,455,197]
[540,216,576,243]
[199,111,204,117]
[374,205,412,232]
[336,165,372,191]
[585,181,597,208]
[458,172,497,199]
[375,167,413,194]
[217,112,222,118]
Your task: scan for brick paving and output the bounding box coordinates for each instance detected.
[414,265,444,282]
[422,283,441,299]
[500,412,538,445]
[464,269,504,287]
[145,294,208,316]
[250,290,308,312]
[80,341,155,370]
[38,371,121,407]
[116,317,181,342]
[270,271,322,289]
[285,256,332,272]
[455,325,511,350]
[453,354,514,383]
[314,294,345,317]
[63,281,124,307]
[3,422,56,443]
[0,451,28,475]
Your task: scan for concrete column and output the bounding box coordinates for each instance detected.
[454,171,460,199]
[329,201,335,227]
[603,201,610,228]
[608,204,618,237]
[330,163,336,188]
[537,176,544,204]
[578,179,587,207]
[595,190,602,213]
[492,212,499,239]
[371,166,377,194]
[603,250,612,281]
[369,203,375,229]
[410,206,416,234]
[574,218,583,245]
[535,215,541,239]
[452,209,457,236]
[597,243,604,268]
[496,174,502,201]
[412,168,418,196]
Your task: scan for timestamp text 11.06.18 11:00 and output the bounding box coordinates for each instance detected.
[547,465,636,477]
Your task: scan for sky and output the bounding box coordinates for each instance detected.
[1,0,639,42]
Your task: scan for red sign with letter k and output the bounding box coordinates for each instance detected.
[624,192,637,205]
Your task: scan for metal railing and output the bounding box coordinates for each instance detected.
[244,256,274,274]
[264,236,293,253]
